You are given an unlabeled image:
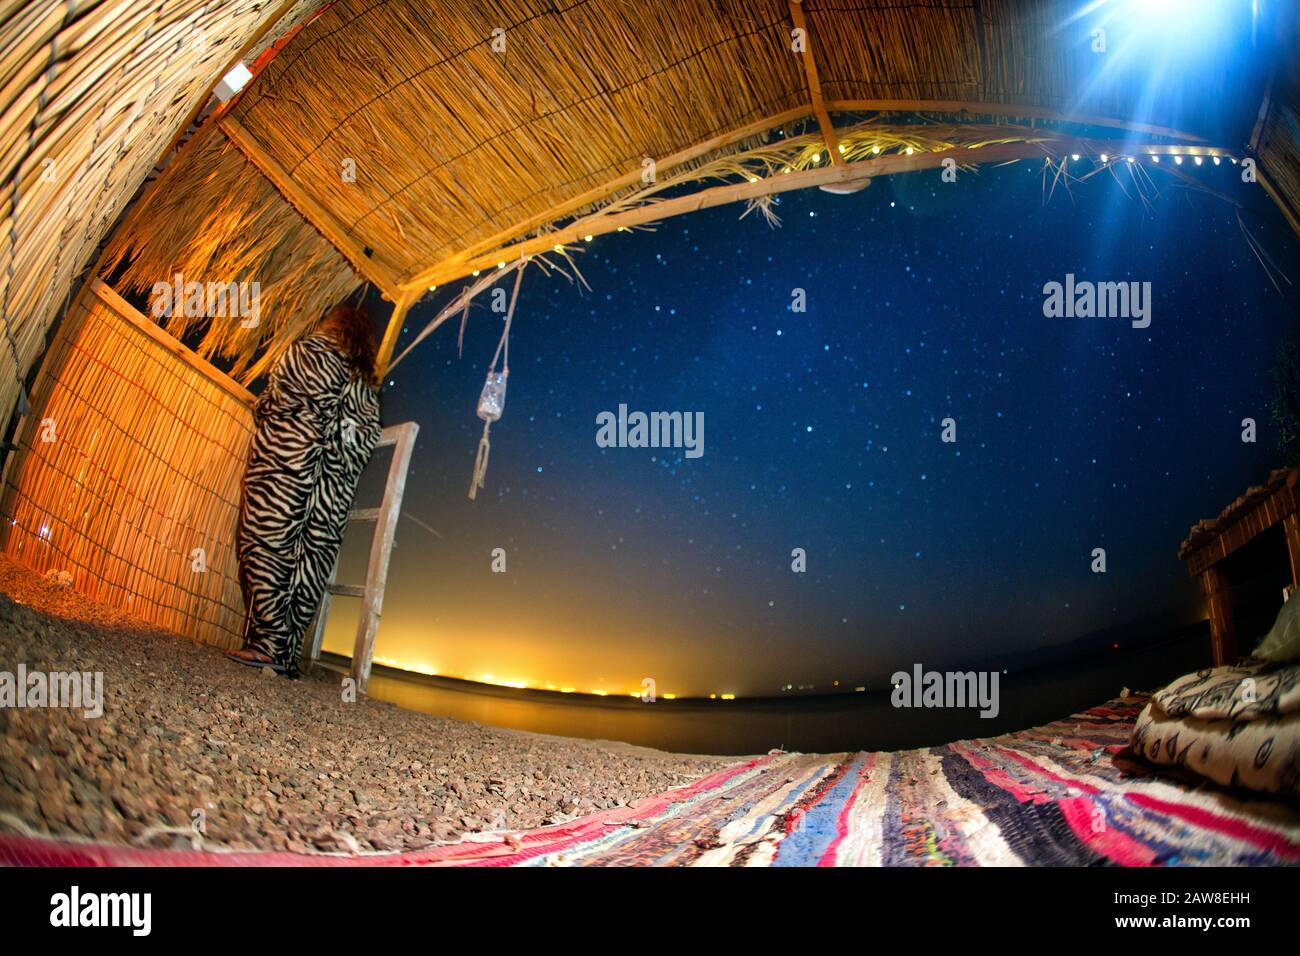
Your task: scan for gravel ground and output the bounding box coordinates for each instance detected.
[0,556,732,853]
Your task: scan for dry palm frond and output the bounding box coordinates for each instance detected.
[101,130,362,384]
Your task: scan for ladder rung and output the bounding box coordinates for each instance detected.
[348,507,380,521]
[328,583,366,598]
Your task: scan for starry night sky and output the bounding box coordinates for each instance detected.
[319,151,1299,700]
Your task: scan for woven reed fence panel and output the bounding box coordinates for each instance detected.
[0,279,253,648]
[0,0,314,425]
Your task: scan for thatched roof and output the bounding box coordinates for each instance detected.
[0,0,323,420]
[2,0,1297,402]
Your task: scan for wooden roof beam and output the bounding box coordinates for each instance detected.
[375,289,415,377]
[399,139,1234,293]
[399,104,1208,295]
[218,117,402,300]
[789,0,841,163]
[404,107,812,291]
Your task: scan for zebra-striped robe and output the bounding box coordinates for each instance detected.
[237,332,381,672]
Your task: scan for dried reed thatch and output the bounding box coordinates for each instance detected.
[0,0,319,423]
[101,128,362,384]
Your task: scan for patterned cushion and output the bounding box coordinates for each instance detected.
[1131,702,1300,797]
[1151,661,1300,721]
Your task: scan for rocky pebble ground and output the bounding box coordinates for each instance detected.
[0,556,731,854]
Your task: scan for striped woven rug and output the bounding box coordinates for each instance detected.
[3,698,1298,866]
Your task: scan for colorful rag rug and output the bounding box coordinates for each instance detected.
[2,697,1298,867]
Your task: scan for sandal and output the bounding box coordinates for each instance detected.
[225,648,291,675]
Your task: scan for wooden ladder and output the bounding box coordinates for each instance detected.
[300,421,419,692]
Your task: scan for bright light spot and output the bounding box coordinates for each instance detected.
[1193,156,1203,165]
[496,261,505,269]
[214,62,253,102]
[1099,153,1109,163]
[583,234,593,241]
[1071,153,1080,161]
[1212,156,1221,165]
[1174,155,1183,164]
[904,145,914,155]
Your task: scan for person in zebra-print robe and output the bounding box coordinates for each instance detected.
[227,305,382,675]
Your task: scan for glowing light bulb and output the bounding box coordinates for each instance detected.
[1193,156,1203,165]
[1071,154,1080,162]
[1212,156,1221,165]
[871,145,881,154]
[472,269,480,276]
[904,146,914,155]
[1174,155,1183,164]
[496,261,505,269]
[583,234,593,242]
[1099,153,1109,163]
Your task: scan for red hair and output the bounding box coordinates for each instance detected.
[317,303,379,385]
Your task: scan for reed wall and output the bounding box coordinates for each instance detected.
[0,278,253,647]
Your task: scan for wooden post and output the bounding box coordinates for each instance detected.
[351,421,419,692]
[1284,511,1300,590]
[375,292,412,378]
[1199,565,1236,666]
[788,0,841,162]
